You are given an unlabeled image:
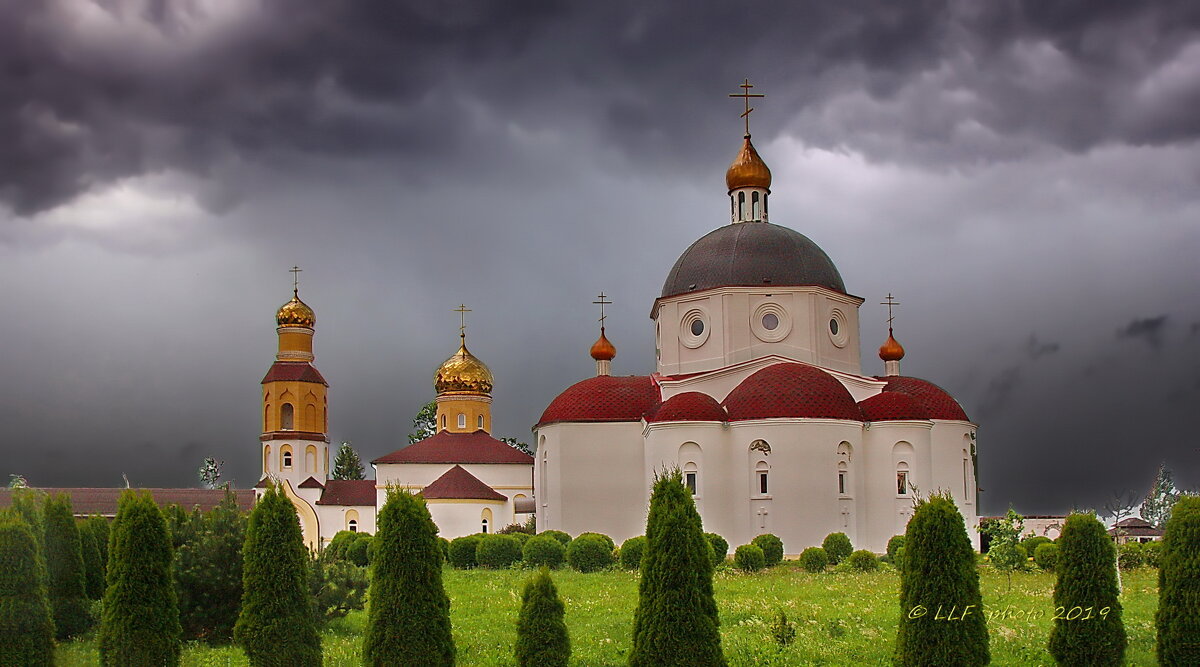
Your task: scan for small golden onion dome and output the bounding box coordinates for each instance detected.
[276,292,316,328]
[726,134,772,191]
[879,330,905,362]
[590,328,616,361]
[434,338,494,395]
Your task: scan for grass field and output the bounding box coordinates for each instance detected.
[58,565,1159,666]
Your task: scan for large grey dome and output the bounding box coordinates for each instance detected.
[661,223,846,298]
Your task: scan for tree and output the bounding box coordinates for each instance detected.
[894,493,988,667]
[822,532,853,565]
[515,568,570,667]
[1141,463,1180,529]
[1103,489,1139,594]
[175,488,247,642]
[8,474,29,488]
[332,442,366,480]
[197,457,223,489]
[98,490,181,666]
[1155,494,1200,665]
[234,485,321,666]
[363,488,455,667]
[501,436,534,456]
[1047,512,1125,666]
[84,514,110,588]
[78,519,106,600]
[408,400,438,444]
[43,493,91,639]
[0,512,55,667]
[982,507,1026,591]
[629,469,725,667]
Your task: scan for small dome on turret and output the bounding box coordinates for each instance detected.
[434,337,494,395]
[879,330,905,362]
[276,292,316,328]
[590,329,616,361]
[726,135,772,191]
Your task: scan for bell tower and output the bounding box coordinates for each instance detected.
[433,305,494,434]
[260,267,330,489]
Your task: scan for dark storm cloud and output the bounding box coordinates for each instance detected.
[975,365,1021,421]
[3,0,1200,216]
[1116,315,1169,349]
[1024,334,1060,360]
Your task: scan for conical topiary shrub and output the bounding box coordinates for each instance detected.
[363,488,454,667]
[0,513,55,666]
[98,490,181,666]
[1048,512,1124,666]
[515,568,570,667]
[894,493,989,666]
[1155,495,1200,665]
[79,520,105,600]
[234,486,320,666]
[43,493,92,639]
[629,469,726,667]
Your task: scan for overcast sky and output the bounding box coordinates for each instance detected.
[2,0,1198,515]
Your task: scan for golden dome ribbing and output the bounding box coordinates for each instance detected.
[434,337,494,395]
[725,135,772,191]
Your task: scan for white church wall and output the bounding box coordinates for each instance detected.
[928,421,980,550]
[537,421,647,542]
[427,500,505,538]
[860,423,932,553]
[315,504,376,543]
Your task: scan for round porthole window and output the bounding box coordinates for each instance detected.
[828,308,849,348]
[751,302,791,342]
[680,307,711,348]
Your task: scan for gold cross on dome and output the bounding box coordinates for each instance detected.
[592,292,611,326]
[881,293,900,328]
[454,304,471,339]
[728,78,765,136]
[289,266,302,295]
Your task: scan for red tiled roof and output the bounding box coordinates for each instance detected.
[372,430,534,465]
[316,479,376,506]
[1114,517,1153,528]
[537,375,661,426]
[420,465,506,502]
[261,361,328,386]
[254,478,271,489]
[298,477,325,489]
[724,363,861,421]
[646,392,727,423]
[875,376,970,421]
[0,488,255,516]
[858,391,930,421]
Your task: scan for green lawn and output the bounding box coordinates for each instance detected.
[58,565,1159,666]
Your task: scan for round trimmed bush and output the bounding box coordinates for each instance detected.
[1021,535,1052,557]
[539,530,571,546]
[798,547,828,573]
[508,532,531,548]
[620,536,647,570]
[887,535,906,562]
[448,535,483,569]
[822,532,853,565]
[565,534,614,573]
[477,534,522,569]
[704,533,728,567]
[847,549,879,572]
[345,534,372,567]
[734,544,765,572]
[1034,542,1058,571]
[1117,541,1144,570]
[1141,540,1161,568]
[523,535,566,569]
[577,532,615,552]
[752,533,784,567]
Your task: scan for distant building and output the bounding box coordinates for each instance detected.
[1109,517,1163,544]
[0,487,254,518]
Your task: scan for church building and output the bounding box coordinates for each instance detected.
[255,287,533,549]
[535,104,979,555]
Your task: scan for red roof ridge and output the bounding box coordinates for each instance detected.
[421,465,507,502]
[316,479,376,506]
[373,430,534,465]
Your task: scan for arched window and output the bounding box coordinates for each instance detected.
[481,508,493,534]
[280,403,294,430]
[306,445,318,473]
[762,193,768,217]
[755,461,769,495]
[441,414,447,430]
[264,403,271,431]
[346,509,360,533]
[837,442,853,497]
[751,191,760,219]
[896,462,910,495]
[304,403,317,431]
[457,413,466,429]
[737,191,746,220]
[838,461,848,495]
[963,449,971,499]
[477,415,484,429]
[263,445,271,473]
[281,445,293,470]
[892,441,913,496]
[679,442,701,496]
[683,462,698,495]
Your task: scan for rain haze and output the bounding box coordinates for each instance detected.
[2,1,1198,515]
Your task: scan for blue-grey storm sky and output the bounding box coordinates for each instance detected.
[2,0,1198,515]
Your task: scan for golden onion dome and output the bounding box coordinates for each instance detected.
[434,337,494,395]
[276,292,316,328]
[590,328,616,361]
[879,330,905,362]
[725,134,772,191]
